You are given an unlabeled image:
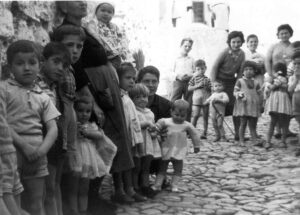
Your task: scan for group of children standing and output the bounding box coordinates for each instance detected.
[172,33,300,154]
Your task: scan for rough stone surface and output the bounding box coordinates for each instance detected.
[113,115,300,215]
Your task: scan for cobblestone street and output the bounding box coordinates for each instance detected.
[115,115,300,215]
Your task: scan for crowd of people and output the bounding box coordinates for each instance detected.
[0,1,300,215]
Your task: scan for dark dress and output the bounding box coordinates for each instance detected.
[148,94,172,174]
[60,20,134,173]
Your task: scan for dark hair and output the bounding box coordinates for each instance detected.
[95,2,115,14]
[52,25,86,42]
[214,80,225,88]
[273,62,287,77]
[171,99,189,111]
[137,65,160,82]
[195,59,206,68]
[277,24,293,37]
[128,83,149,99]
[246,34,258,42]
[242,60,257,71]
[292,41,300,49]
[292,51,300,60]
[7,40,40,65]
[74,95,93,110]
[117,62,137,79]
[180,37,193,46]
[43,42,71,67]
[227,31,245,47]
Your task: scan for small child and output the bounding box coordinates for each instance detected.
[233,61,262,146]
[188,59,211,138]
[115,62,147,203]
[171,38,195,103]
[265,62,292,149]
[288,51,300,156]
[3,40,60,215]
[128,83,161,198]
[86,2,131,68]
[151,99,200,192]
[36,42,71,215]
[204,81,229,142]
[0,93,24,215]
[74,96,109,214]
[245,34,265,86]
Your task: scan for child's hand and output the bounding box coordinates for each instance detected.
[194,147,200,153]
[22,144,38,162]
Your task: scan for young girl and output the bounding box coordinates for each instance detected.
[86,2,131,69]
[151,99,200,192]
[204,81,229,142]
[116,62,147,202]
[233,61,262,146]
[74,96,111,214]
[188,59,211,139]
[265,62,292,149]
[128,83,161,198]
[288,51,300,156]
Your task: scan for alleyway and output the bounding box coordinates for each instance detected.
[115,114,300,215]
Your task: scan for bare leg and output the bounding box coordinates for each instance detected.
[202,105,209,137]
[65,173,80,213]
[191,106,200,128]
[248,117,258,142]
[3,193,21,215]
[78,178,89,213]
[55,157,65,215]
[45,164,58,215]
[212,116,220,141]
[0,197,11,215]
[218,116,226,141]
[266,114,278,148]
[239,116,247,146]
[279,114,289,147]
[21,177,46,215]
[233,116,241,140]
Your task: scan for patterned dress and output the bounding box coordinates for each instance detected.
[233,78,261,117]
[265,76,292,115]
[136,107,161,158]
[78,122,107,179]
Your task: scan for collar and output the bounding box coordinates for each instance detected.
[97,20,111,28]
[37,74,57,89]
[120,89,128,96]
[8,78,43,94]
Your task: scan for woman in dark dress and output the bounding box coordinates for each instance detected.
[55,0,134,208]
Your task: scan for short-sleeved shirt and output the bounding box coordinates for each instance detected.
[1,79,61,147]
[173,55,195,81]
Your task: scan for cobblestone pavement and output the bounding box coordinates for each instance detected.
[115,115,300,215]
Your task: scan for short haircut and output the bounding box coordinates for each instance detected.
[292,51,300,60]
[180,37,193,46]
[74,95,93,110]
[43,42,71,67]
[277,24,293,36]
[246,34,258,42]
[52,25,86,42]
[273,62,287,77]
[195,59,206,68]
[7,40,40,65]
[137,65,160,82]
[95,2,115,14]
[171,99,189,111]
[117,62,137,79]
[214,80,225,88]
[128,83,149,99]
[242,60,257,71]
[227,31,245,47]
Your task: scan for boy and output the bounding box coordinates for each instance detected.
[204,81,229,142]
[36,42,71,215]
[0,94,24,215]
[171,37,195,120]
[188,59,211,138]
[2,40,60,215]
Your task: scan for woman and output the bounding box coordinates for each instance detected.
[265,24,296,138]
[265,24,294,78]
[210,31,245,140]
[55,1,134,207]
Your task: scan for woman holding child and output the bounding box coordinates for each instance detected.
[55,0,134,206]
[211,31,245,141]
